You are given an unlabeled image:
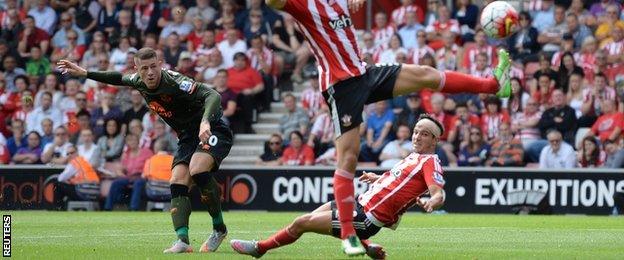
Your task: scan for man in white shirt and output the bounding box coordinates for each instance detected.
[397,11,424,49]
[41,126,73,165]
[26,91,63,135]
[76,129,100,167]
[539,129,576,169]
[217,28,247,68]
[27,0,57,35]
[379,125,413,167]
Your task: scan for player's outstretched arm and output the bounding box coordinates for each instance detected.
[419,185,445,213]
[57,59,126,86]
[359,171,380,184]
[265,0,287,10]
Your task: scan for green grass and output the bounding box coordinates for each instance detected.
[8,211,624,259]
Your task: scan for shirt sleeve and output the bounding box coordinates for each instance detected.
[58,163,77,182]
[422,157,445,188]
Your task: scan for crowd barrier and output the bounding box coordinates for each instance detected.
[1,165,623,215]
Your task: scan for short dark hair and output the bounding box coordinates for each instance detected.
[417,114,445,137]
[216,69,228,75]
[76,110,91,118]
[135,47,158,60]
[233,52,247,61]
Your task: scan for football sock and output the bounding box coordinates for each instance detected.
[438,71,498,94]
[257,227,300,254]
[333,169,356,239]
[192,172,226,233]
[170,184,191,244]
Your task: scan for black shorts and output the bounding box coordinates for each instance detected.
[322,64,401,138]
[330,201,381,240]
[172,118,233,171]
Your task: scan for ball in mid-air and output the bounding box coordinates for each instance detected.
[480,1,519,39]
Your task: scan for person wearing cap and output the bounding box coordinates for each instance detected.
[300,64,323,120]
[176,51,196,78]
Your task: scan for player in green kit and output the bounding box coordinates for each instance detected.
[57,48,232,254]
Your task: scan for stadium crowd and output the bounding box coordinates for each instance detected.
[0,0,622,185]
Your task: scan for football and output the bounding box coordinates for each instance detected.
[480,1,519,39]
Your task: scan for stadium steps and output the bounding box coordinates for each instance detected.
[258,112,281,124]
[252,123,280,135]
[233,133,271,146]
[270,102,287,113]
[222,155,258,165]
[229,145,265,156]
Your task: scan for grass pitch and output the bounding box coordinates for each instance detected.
[9,211,624,259]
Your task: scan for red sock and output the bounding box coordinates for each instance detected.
[334,169,356,239]
[439,71,498,94]
[257,227,300,254]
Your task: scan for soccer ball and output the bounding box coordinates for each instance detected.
[480,1,519,39]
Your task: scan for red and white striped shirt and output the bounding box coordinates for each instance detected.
[391,4,424,27]
[359,153,444,228]
[512,111,542,141]
[283,0,366,92]
[425,19,460,35]
[470,65,493,78]
[462,45,498,69]
[408,45,434,65]
[310,112,334,141]
[435,44,460,71]
[481,112,511,140]
[603,40,624,57]
[372,25,396,48]
[246,47,274,73]
[301,87,325,118]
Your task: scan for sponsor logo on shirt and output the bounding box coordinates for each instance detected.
[433,171,445,185]
[329,15,352,30]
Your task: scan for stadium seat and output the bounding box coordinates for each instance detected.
[146,201,171,212]
[67,201,100,211]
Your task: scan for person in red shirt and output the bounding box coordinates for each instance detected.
[587,99,623,143]
[227,52,264,133]
[231,115,446,259]
[280,130,314,166]
[17,16,50,57]
[481,96,510,143]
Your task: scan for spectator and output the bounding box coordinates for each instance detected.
[109,37,136,71]
[379,125,412,167]
[59,80,83,135]
[556,52,584,92]
[135,138,175,209]
[469,52,493,78]
[104,134,153,211]
[567,72,585,119]
[538,89,578,146]
[537,4,567,53]
[242,9,269,43]
[452,0,479,42]
[508,77,530,115]
[581,73,618,125]
[41,126,72,165]
[40,118,54,147]
[425,4,459,50]
[122,90,149,130]
[6,119,27,157]
[507,11,540,62]
[52,12,86,50]
[378,33,408,64]
[408,30,434,65]
[127,119,151,150]
[81,31,109,71]
[148,119,178,152]
[3,75,30,116]
[218,28,247,68]
[91,92,123,137]
[462,29,497,72]
[300,65,323,120]
[0,142,8,164]
[175,51,196,78]
[397,11,424,49]
[531,0,555,33]
[210,70,237,126]
[28,0,57,34]
[280,130,314,166]
[25,46,51,78]
[550,34,575,68]
[18,15,51,59]
[97,118,124,164]
[70,110,92,144]
[74,0,99,34]
[485,122,524,167]
[595,4,624,48]
[246,35,274,111]
[109,9,141,48]
[55,144,100,210]
[396,93,426,130]
[602,139,624,168]
[423,0,440,26]
[577,136,605,167]
[270,13,307,82]
[586,99,623,143]
[228,53,264,133]
[257,133,283,166]
[435,31,460,71]
[481,96,510,143]
[512,98,543,150]
[371,12,395,48]
[96,0,120,34]
[307,103,334,156]
[539,129,576,169]
[279,93,309,142]
[198,49,225,84]
[565,13,592,51]
[11,94,35,127]
[192,29,216,58]
[160,6,193,43]
[185,0,216,25]
[76,128,100,167]
[360,101,395,163]
[26,91,63,135]
[392,0,425,27]
[186,16,207,53]
[12,131,42,164]
[447,102,480,150]
[576,37,599,79]
[458,126,489,166]
[2,56,26,92]
[533,73,554,109]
